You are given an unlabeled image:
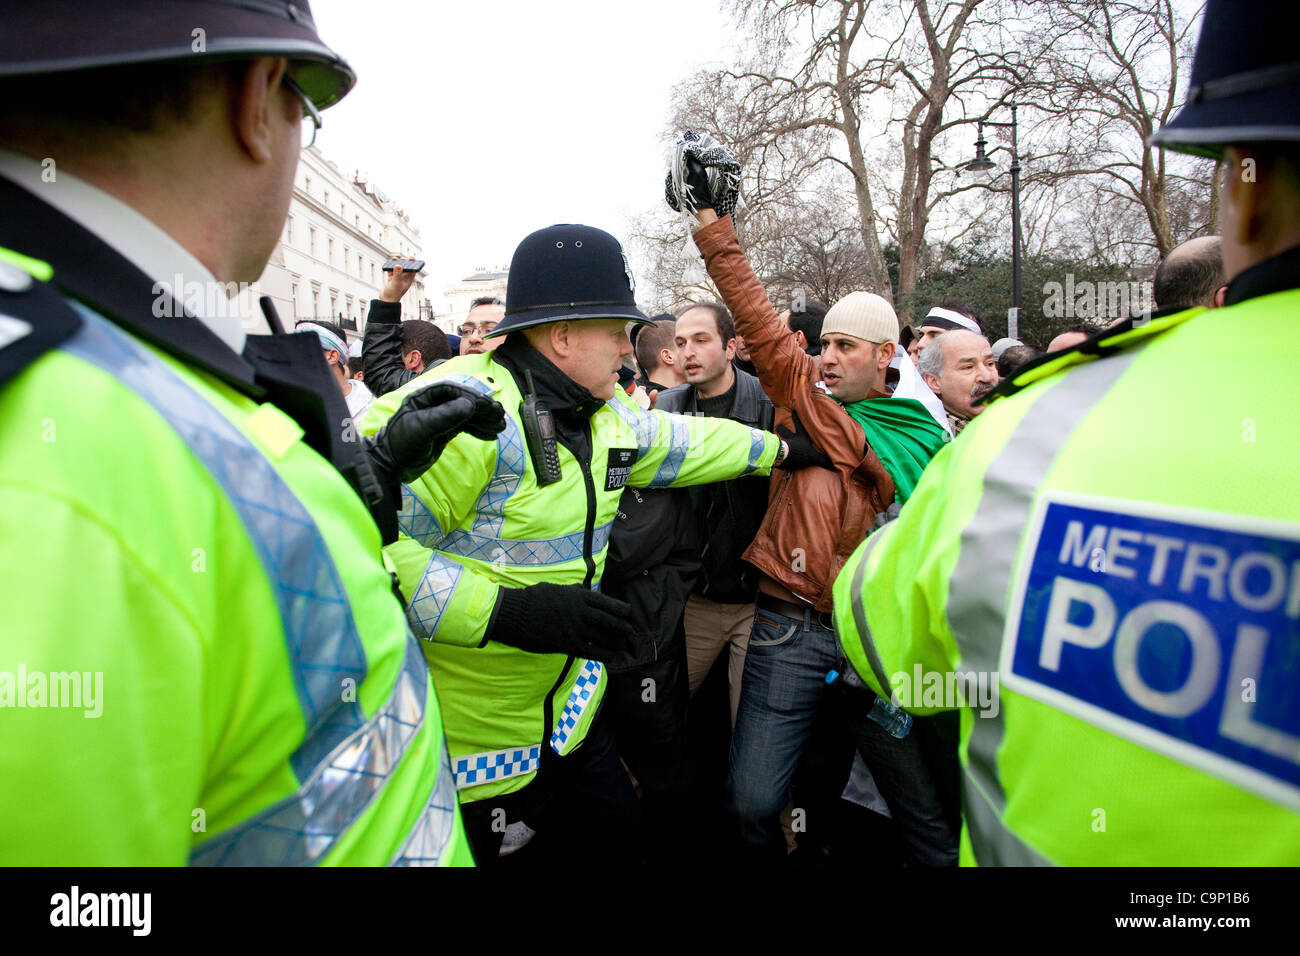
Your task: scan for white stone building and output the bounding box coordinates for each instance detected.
[250,146,427,339]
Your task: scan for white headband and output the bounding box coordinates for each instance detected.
[922,307,981,334]
[295,323,349,358]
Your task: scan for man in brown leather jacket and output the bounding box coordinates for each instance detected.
[688,204,959,864]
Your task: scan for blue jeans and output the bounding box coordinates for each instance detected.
[726,604,959,865]
[727,605,841,857]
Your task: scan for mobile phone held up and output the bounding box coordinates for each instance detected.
[382,258,425,273]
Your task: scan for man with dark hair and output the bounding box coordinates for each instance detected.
[996,344,1038,379]
[666,300,777,723]
[0,0,506,865]
[783,299,828,355]
[402,319,451,368]
[1153,235,1227,311]
[458,296,506,356]
[633,315,685,391]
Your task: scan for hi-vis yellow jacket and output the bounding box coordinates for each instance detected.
[364,351,779,802]
[833,301,1300,865]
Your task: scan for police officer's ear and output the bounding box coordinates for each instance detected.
[233,57,293,165]
[543,321,576,359]
[1222,146,1262,251]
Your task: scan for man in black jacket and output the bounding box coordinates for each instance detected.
[662,302,775,723]
[362,264,450,396]
[601,480,704,860]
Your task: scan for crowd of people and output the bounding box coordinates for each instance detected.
[2,0,1295,868]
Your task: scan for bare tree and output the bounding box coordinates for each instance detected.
[715,0,1032,318]
[1021,0,1212,261]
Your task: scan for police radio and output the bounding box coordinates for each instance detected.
[520,371,562,485]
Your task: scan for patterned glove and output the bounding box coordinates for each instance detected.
[664,129,743,217]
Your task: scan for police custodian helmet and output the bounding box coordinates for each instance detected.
[488,224,653,338]
[0,0,354,110]
[1150,0,1300,160]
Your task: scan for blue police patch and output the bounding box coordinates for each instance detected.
[1003,493,1300,811]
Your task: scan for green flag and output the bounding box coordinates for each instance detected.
[839,396,948,504]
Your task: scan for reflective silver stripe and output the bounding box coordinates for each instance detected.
[399,484,446,548]
[391,734,461,866]
[441,521,613,566]
[947,348,1142,866]
[59,307,442,866]
[193,628,437,864]
[605,397,660,458]
[961,768,1054,866]
[406,550,463,640]
[843,525,902,698]
[647,415,691,487]
[472,411,526,535]
[741,427,767,475]
[408,372,525,537]
[453,745,542,789]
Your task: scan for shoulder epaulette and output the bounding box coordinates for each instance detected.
[0,259,83,389]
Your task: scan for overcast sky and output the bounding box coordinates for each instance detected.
[309,0,730,309]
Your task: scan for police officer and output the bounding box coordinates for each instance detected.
[0,1,505,865]
[364,223,802,862]
[833,0,1300,865]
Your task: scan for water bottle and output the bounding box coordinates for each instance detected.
[826,664,913,739]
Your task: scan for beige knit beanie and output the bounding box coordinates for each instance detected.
[821,291,899,344]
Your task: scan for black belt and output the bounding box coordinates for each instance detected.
[755,592,835,631]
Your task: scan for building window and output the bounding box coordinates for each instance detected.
[310,286,319,318]
[324,189,330,206]
[327,237,334,264]
[290,281,299,318]
[309,226,316,256]
[286,215,294,245]
[330,292,338,318]
[304,175,312,195]
[344,246,351,274]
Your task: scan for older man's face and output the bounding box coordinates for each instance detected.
[924,330,998,420]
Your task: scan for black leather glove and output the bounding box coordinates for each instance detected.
[683,156,715,213]
[487,582,637,663]
[775,411,833,471]
[365,381,506,486]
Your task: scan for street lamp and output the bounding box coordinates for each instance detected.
[964,104,1022,340]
